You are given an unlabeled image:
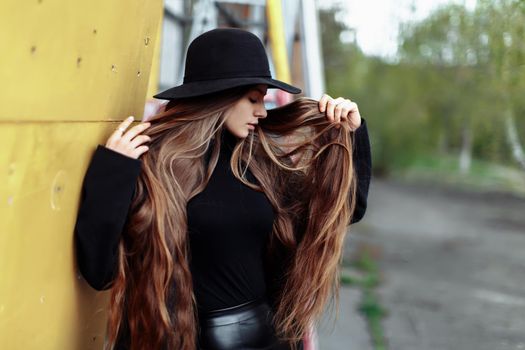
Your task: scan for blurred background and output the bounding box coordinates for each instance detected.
[1,0,524,349]
[315,1,525,350]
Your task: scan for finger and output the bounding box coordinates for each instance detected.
[318,93,332,113]
[349,110,362,130]
[116,116,135,134]
[333,99,349,123]
[121,122,151,144]
[129,134,152,149]
[334,98,350,129]
[347,102,360,124]
[339,100,354,122]
[326,97,345,122]
[132,145,149,159]
[339,105,351,122]
[108,116,135,144]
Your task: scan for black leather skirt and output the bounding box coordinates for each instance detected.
[197,297,304,350]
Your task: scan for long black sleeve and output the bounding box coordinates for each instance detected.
[74,145,142,291]
[349,117,372,224]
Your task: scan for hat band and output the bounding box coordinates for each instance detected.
[184,70,272,83]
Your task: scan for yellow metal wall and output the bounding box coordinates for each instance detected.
[0,1,163,349]
[266,0,292,84]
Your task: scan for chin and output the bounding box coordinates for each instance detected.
[230,130,247,139]
[238,129,250,139]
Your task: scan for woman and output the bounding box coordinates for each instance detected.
[74,28,371,350]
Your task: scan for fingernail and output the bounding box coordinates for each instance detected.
[128,116,134,120]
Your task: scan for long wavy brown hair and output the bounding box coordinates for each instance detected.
[104,85,358,350]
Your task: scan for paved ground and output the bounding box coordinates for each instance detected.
[317,285,373,350]
[318,177,525,350]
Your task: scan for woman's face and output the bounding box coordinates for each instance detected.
[224,84,268,139]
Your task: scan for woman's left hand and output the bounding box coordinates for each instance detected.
[318,94,362,131]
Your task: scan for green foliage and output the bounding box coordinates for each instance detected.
[319,1,525,179]
[392,152,525,196]
[339,273,357,286]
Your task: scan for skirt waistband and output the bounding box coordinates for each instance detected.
[198,296,271,327]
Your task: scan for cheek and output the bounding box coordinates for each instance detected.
[225,104,251,128]
[238,104,251,118]
[225,116,243,133]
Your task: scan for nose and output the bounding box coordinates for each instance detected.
[256,106,267,119]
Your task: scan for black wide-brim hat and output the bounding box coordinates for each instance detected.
[153,28,302,100]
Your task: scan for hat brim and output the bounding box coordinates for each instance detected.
[152,77,302,100]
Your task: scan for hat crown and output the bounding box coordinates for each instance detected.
[183,28,271,83]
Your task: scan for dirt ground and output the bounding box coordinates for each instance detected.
[318,177,525,350]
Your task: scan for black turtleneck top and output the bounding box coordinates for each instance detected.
[74,119,371,312]
[186,129,276,311]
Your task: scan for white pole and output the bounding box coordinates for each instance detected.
[299,0,325,99]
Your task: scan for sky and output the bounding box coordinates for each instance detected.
[318,0,478,62]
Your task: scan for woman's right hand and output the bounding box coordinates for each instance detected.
[105,116,152,159]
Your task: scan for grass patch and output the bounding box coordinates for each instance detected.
[341,250,388,350]
[340,273,359,286]
[359,289,387,350]
[390,153,525,197]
